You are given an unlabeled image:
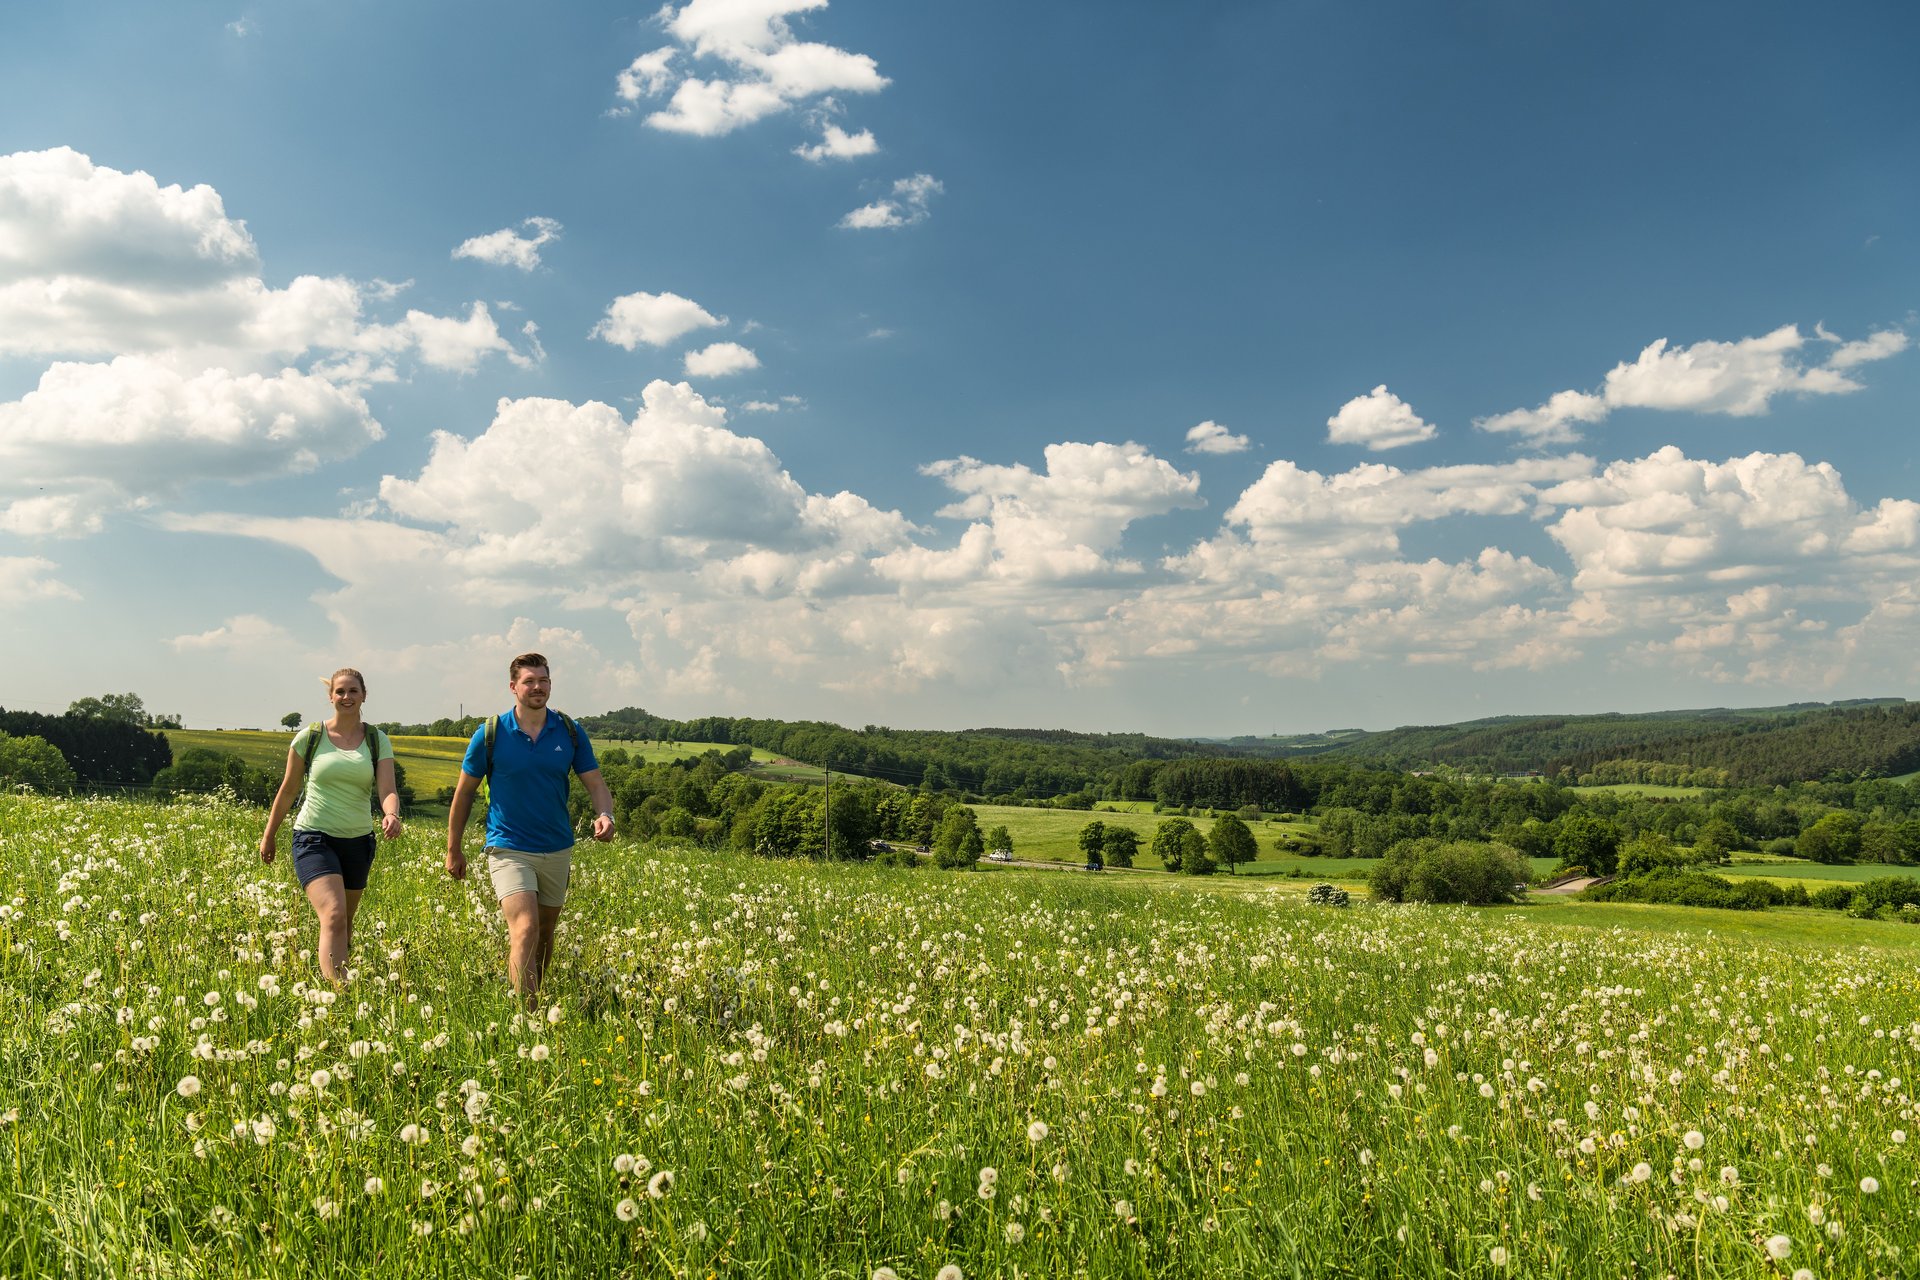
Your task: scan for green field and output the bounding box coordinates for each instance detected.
[1567,783,1710,798]
[166,731,782,800]
[166,729,470,796]
[978,805,1334,869]
[1718,858,1920,888]
[4,791,1919,1278]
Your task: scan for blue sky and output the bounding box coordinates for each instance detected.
[2,0,1917,735]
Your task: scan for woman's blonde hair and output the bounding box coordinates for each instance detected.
[324,667,367,695]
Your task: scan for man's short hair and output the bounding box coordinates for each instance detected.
[509,652,550,681]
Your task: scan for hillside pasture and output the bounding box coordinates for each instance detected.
[597,738,785,768]
[165,729,468,795]
[1717,859,1920,888]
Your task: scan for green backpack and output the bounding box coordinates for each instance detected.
[297,723,389,811]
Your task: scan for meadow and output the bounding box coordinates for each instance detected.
[164,730,784,803]
[972,803,1318,867]
[2,792,1917,1278]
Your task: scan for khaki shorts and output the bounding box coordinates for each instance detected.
[486,847,571,908]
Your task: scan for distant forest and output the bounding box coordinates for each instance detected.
[575,708,1248,799]
[573,699,1918,800]
[1218,699,1917,786]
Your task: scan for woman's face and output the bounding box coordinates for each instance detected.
[330,677,365,711]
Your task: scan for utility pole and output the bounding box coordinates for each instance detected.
[824,768,831,859]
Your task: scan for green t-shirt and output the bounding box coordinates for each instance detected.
[292,724,386,838]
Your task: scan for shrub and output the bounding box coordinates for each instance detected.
[1370,840,1532,906]
[1854,876,1920,913]
[1584,870,1781,911]
[1810,885,1856,911]
[1306,883,1350,908]
[0,731,78,792]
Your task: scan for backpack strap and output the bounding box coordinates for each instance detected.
[301,724,323,771]
[484,712,579,778]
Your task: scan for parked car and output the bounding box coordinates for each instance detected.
[987,849,1013,863]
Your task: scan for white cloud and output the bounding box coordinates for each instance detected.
[1214,455,1592,561]
[683,341,760,377]
[1326,385,1437,451]
[1478,324,1910,444]
[1602,326,1852,415]
[357,302,528,373]
[614,0,888,137]
[0,146,256,287]
[794,122,878,162]
[839,173,941,229]
[1541,445,1913,595]
[1823,326,1910,371]
[170,614,295,652]
[740,399,781,412]
[452,217,562,271]
[1473,390,1607,447]
[0,556,80,601]
[902,442,1204,586]
[378,380,912,581]
[590,290,726,349]
[1184,421,1249,455]
[0,357,380,533]
[0,147,532,390]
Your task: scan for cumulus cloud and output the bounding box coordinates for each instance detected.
[839,173,941,229]
[452,216,562,271]
[683,341,760,377]
[0,148,524,376]
[0,357,381,534]
[1540,445,1916,594]
[1213,455,1592,560]
[613,0,888,137]
[1184,421,1249,455]
[1326,385,1437,451]
[794,122,878,161]
[903,442,1204,586]
[170,614,295,652]
[1478,324,1911,444]
[0,148,533,535]
[0,556,80,601]
[1819,324,1910,371]
[378,380,913,582]
[590,290,726,349]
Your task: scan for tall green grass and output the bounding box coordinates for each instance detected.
[1,793,1915,1278]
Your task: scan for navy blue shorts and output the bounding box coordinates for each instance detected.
[291,830,378,891]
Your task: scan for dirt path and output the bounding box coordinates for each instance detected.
[1534,876,1602,895]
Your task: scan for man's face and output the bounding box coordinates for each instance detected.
[510,666,551,708]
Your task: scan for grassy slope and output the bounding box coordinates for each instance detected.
[974,803,1317,868]
[166,730,778,797]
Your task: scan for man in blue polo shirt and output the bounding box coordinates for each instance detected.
[445,651,615,1003]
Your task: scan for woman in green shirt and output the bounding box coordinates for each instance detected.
[259,668,402,983]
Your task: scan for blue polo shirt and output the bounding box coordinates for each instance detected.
[461,710,600,854]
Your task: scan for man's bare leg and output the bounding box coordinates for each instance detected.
[501,890,544,1001]
[535,903,563,993]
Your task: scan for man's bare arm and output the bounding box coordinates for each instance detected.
[445,772,482,878]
